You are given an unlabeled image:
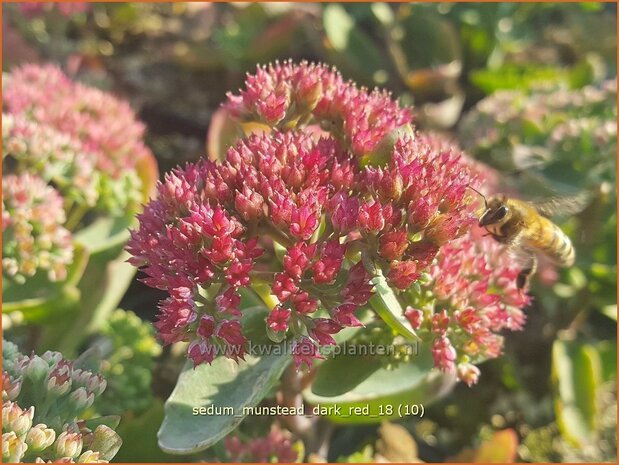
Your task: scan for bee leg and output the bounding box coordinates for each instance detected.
[517,255,538,289]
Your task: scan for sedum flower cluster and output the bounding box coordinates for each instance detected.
[128,61,530,383]
[2,340,122,463]
[2,64,154,283]
[406,228,531,385]
[95,309,162,415]
[2,174,73,283]
[224,425,303,463]
[17,2,90,17]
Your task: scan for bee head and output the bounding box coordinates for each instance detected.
[479,197,510,227]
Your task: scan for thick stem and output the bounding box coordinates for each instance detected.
[278,364,314,436]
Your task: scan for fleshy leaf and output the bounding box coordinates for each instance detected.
[303,344,455,424]
[369,268,419,342]
[158,307,291,454]
[552,338,602,447]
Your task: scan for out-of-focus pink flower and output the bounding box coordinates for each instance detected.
[291,337,324,371]
[224,424,301,463]
[2,174,73,282]
[4,64,151,179]
[18,2,90,18]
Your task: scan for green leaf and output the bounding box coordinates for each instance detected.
[2,244,89,323]
[40,250,137,355]
[303,344,455,424]
[322,4,387,86]
[158,308,291,454]
[83,415,122,431]
[600,304,617,321]
[74,215,134,255]
[552,339,602,447]
[115,400,187,462]
[323,4,355,51]
[596,340,617,382]
[369,269,419,342]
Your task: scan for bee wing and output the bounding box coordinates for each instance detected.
[531,191,591,218]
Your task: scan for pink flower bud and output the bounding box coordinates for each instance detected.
[54,431,83,459]
[234,187,265,221]
[332,303,364,328]
[3,401,34,436]
[404,307,424,330]
[432,336,457,373]
[3,432,28,462]
[47,360,73,397]
[272,273,299,302]
[378,229,409,261]
[432,310,450,334]
[387,260,419,290]
[457,362,481,386]
[358,200,386,233]
[187,340,217,366]
[309,318,341,346]
[283,243,317,280]
[291,337,323,370]
[197,315,216,339]
[26,424,56,451]
[266,307,291,333]
[2,372,22,401]
[291,292,319,314]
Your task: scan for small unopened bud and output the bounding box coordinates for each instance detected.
[234,187,265,221]
[21,355,50,383]
[46,360,73,397]
[26,424,56,451]
[404,307,424,330]
[78,450,104,463]
[54,431,83,459]
[295,73,323,111]
[71,370,106,396]
[2,372,22,401]
[3,401,34,436]
[41,351,63,365]
[3,432,28,462]
[69,387,95,411]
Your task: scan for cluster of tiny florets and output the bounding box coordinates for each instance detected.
[2,341,121,463]
[3,64,154,284]
[406,227,531,385]
[224,61,413,158]
[128,61,486,370]
[224,425,301,463]
[2,174,73,283]
[17,2,90,17]
[4,64,150,180]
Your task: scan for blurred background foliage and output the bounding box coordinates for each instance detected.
[2,2,616,463]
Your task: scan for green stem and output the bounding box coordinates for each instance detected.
[64,204,88,232]
[261,223,294,248]
[249,279,279,310]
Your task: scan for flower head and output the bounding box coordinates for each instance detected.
[130,62,526,373]
[2,174,73,282]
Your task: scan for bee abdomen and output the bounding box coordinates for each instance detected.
[537,223,575,267]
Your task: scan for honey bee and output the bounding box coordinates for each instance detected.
[469,187,588,289]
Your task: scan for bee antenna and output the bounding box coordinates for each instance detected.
[467,185,488,208]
